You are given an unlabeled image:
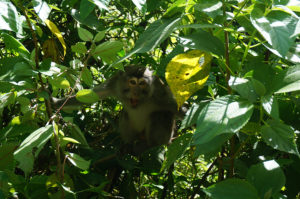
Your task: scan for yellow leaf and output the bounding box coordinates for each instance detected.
[45,19,66,57]
[42,39,60,62]
[165,50,212,107]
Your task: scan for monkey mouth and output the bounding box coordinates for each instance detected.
[130,98,139,107]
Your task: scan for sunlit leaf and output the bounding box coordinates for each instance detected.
[261,120,299,156]
[81,67,93,86]
[66,152,91,170]
[247,160,285,199]
[274,65,300,93]
[178,30,225,56]
[45,19,67,56]
[264,42,300,64]
[194,0,223,19]
[50,76,70,89]
[32,0,51,21]
[2,33,30,58]
[113,17,181,66]
[0,1,23,35]
[250,3,298,57]
[90,0,110,11]
[261,95,279,119]
[228,76,258,102]
[164,0,186,17]
[14,125,53,175]
[166,49,212,107]
[76,89,99,103]
[193,95,254,145]
[132,0,147,14]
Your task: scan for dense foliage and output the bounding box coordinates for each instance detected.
[1,0,300,198]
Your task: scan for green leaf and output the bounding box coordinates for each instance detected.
[68,123,90,147]
[274,0,300,12]
[181,103,207,129]
[0,143,18,170]
[176,23,221,30]
[262,95,279,119]
[78,27,94,41]
[204,178,259,199]
[26,175,48,198]
[94,30,106,42]
[194,0,223,19]
[193,95,254,145]
[14,125,53,175]
[251,78,266,96]
[178,30,225,56]
[13,62,35,77]
[194,133,233,158]
[76,89,99,103]
[0,91,17,111]
[0,1,23,35]
[93,41,123,63]
[164,0,186,17]
[229,77,258,102]
[162,133,192,170]
[263,42,300,64]
[81,67,93,86]
[80,0,95,20]
[90,0,109,11]
[32,0,51,21]
[246,160,285,199]
[261,120,299,156]
[274,65,300,93]
[132,0,147,14]
[71,8,105,31]
[250,3,298,57]
[66,152,91,170]
[2,33,30,58]
[71,42,87,54]
[50,76,70,89]
[113,17,181,66]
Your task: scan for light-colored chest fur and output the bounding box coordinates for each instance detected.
[126,103,155,133]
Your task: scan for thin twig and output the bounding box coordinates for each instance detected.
[190,158,218,199]
[93,153,117,166]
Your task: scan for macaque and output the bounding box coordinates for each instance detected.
[53,65,181,155]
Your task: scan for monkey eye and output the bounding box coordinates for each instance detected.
[128,78,138,86]
[138,79,146,86]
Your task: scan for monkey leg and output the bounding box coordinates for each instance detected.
[146,111,175,146]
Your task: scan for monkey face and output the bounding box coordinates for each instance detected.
[123,77,151,108]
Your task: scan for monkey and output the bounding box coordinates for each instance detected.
[52,65,182,155]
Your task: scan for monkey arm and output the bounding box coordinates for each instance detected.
[51,95,83,112]
[52,73,120,112]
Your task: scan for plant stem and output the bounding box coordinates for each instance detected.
[21,6,52,119]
